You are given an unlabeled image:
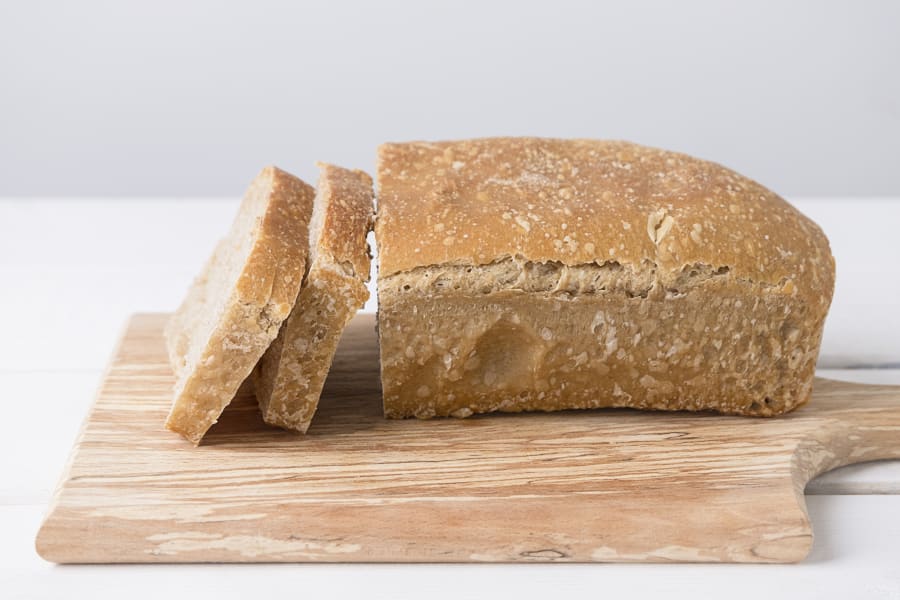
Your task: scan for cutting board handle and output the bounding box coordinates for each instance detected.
[793,377,900,486]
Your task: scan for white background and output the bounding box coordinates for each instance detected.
[1,0,899,197]
[2,2,900,598]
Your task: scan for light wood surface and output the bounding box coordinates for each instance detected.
[35,313,900,564]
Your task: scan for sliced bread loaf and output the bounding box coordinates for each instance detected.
[255,163,374,433]
[375,138,835,420]
[165,166,315,444]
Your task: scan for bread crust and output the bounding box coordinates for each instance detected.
[165,166,314,444]
[375,138,835,419]
[312,162,374,280]
[376,138,834,306]
[255,164,374,432]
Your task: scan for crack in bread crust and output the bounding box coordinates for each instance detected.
[382,258,758,300]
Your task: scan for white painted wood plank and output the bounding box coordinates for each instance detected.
[1,198,898,371]
[819,370,900,386]
[0,371,100,504]
[795,199,900,368]
[0,199,240,371]
[3,497,900,598]
[0,199,374,371]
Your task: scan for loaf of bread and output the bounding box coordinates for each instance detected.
[165,166,315,444]
[255,163,374,432]
[375,138,835,419]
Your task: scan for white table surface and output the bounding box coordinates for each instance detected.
[1,198,898,599]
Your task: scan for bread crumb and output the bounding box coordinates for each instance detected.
[639,374,656,388]
[514,215,531,232]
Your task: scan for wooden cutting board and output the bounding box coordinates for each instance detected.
[36,314,900,564]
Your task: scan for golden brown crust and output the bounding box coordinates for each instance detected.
[376,138,834,308]
[236,167,318,310]
[375,138,836,420]
[255,163,374,433]
[164,166,315,444]
[314,162,374,280]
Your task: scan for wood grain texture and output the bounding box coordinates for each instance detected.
[35,314,900,564]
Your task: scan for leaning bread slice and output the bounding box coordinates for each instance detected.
[165,166,315,444]
[255,163,373,432]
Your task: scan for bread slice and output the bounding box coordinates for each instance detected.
[165,166,315,444]
[375,138,835,419]
[255,163,373,433]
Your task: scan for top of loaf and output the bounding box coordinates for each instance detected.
[311,162,374,282]
[233,166,316,311]
[170,165,315,367]
[375,138,834,302]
